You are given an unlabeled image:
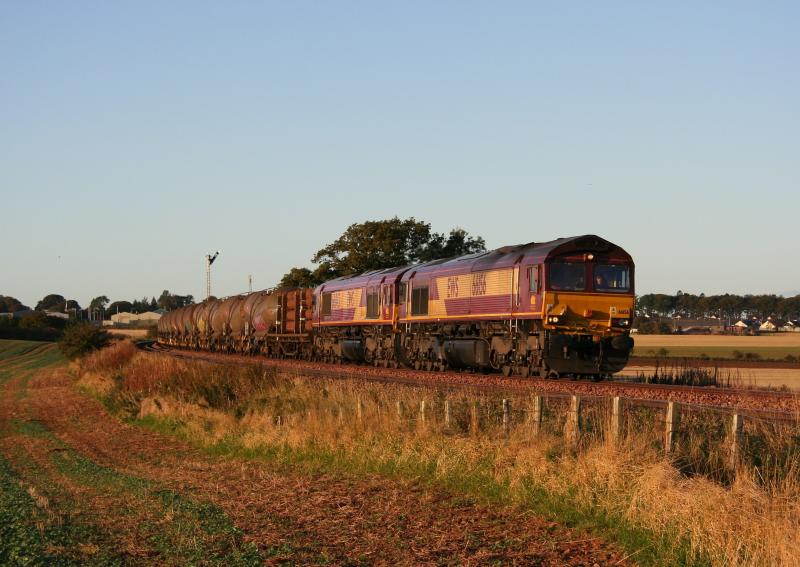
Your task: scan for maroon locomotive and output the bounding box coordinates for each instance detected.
[160,234,635,379]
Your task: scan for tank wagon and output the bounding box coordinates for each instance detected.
[159,235,635,379]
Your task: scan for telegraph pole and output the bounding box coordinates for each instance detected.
[205,251,221,300]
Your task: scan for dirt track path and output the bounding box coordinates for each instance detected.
[1,360,632,565]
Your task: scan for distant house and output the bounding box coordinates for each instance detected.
[781,320,800,333]
[731,319,761,335]
[759,318,786,332]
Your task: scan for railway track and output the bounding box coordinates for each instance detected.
[139,341,800,416]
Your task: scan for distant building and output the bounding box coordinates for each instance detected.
[732,319,759,335]
[759,318,786,333]
[109,311,163,326]
[672,318,724,334]
[781,320,800,333]
[44,311,69,320]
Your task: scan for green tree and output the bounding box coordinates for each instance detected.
[418,228,486,262]
[0,295,28,313]
[107,300,133,314]
[58,323,110,360]
[279,268,322,288]
[35,294,66,312]
[89,295,109,312]
[157,290,194,311]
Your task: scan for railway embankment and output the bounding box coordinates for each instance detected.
[124,341,800,566]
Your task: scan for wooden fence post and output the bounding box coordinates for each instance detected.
[729,412,744,470]
[664,402,679,454]
[531,395,543,436]
[357,398,363,423]
[444,400,451,427]
[610,396,622,443]
[396,400,403,420]
[502,399,510,432]
[565,396,581,445]
[419,400,426,424]
[470,401,479,435]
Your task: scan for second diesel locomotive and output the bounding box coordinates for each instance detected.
[158,234,635,379]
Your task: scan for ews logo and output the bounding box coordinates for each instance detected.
[471,273,487,296]
[446,277,459,298]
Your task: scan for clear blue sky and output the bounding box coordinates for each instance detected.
[2,1,798,309]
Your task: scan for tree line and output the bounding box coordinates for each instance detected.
[0,290,194,317]
[637,291,800,321]
[0,290,193,341]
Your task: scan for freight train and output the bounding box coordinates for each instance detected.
[157,234,635,379]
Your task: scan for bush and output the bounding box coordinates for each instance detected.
[58,324,110,360]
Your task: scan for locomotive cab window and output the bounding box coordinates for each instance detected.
[593,264,631,292]
[321,292,332,316]
[411,286,429,316]
[528,266,540,293]
[366,288,379,319]
[548,262,585,291]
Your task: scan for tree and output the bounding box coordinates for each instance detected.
[279,268,321,289]
[36,294,66,312]
[418,228,486,262]
[58,323,110,360]
[89,295,109,312]
[0,295,28,313]
[280,217,486,286]
[157,290,194,311]
[107,300,133,314]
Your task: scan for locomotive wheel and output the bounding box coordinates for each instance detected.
[519,365,531,378]
[501,365,512,377]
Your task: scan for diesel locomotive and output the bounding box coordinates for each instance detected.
[158,234,635,379]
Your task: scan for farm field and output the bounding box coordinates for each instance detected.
[632,333,800,361]
[619,364,800,391]
[0,339,631,565]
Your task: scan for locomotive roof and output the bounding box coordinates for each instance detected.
[317,235,631,291]
[405,234,632,277]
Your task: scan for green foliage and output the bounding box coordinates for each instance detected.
[156,290,193,311]
[635,317,673,335]
[35,293,66,312]
[88,295,109,312]
[0,314,65,341]
[280,217,486,286]
[0,295,28,313]
[279,267,324,288]
[58,324,110,359]
[106,300,132,314]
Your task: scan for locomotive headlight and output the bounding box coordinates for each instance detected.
[548,316,560,323]
[611,318,629,327]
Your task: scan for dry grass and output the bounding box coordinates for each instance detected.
[620,364,800,391]
[89,351,800,567]
[80,340,137,373]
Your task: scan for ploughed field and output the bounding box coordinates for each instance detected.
[0,340,629,566]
